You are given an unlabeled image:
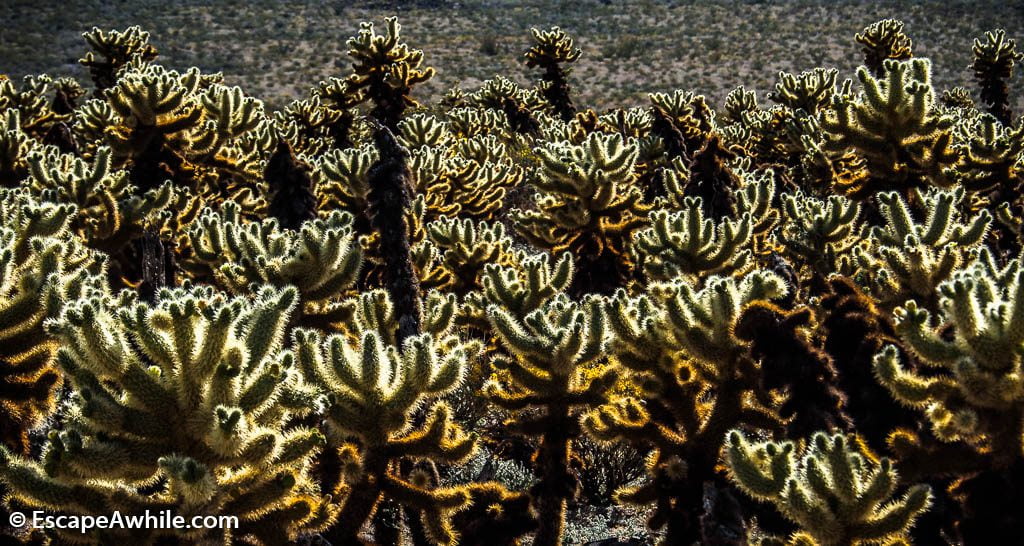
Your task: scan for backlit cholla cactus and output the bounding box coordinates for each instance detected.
[724,86,759,124]
[460,252,574,335]
[649,89,717,153]
[276,90,356,156]
[343,17,435,129]
[425,216,516,294]
[468,76,544,136]
[0,190,105,454]
[0,110,32,186]
[0,285,334,544]
[0,74,76,148]
[26,145,173,255]
[948,114,1024,197]
[313,142,377,230]
[771,68,839,113]
[970,29,1023,125]
[410,147,521,221]
[874,252,1024,466]
[525,27,581,121]
[182,83,268,187]
[79,26,158,91]
[82,65,206,189]
[292,290,481,545]
[185,201,362,330]
[854,188,990,311]
[822,59,957,197]
[514,132,650,293]
[632,196,753,283]
[725,430,931,546]
[486,294,615,546]
[584,271,788,544]
[777,192,861,280]
[399,113,453,149]
[855,19,913,77]
[79,61,269,196]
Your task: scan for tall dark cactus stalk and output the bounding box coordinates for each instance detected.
[367,121,422,345]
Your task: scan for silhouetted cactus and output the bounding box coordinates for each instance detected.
[525,27,581,121]
[970,29,1023,126]
[266,140,318,230]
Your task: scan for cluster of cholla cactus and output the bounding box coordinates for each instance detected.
[3,15,1024,546]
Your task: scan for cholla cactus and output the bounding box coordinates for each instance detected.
[445,106,510,138]
[399,113,453,149]
[854,188,990,310]
[79,26,158,91]
[514,132,650,293]
[426,216,515,294]
[265,140,317,230]
[344,17,435,129]
[649,90,717,157]
[313,142,377,228]
[463,252,574,331]
[584,271,787,543]
[855,19,913,77]
[468,76,543,135]
[0,75,67,144]
[294,290,481,545]
[725,430,931,546]
[183,84,267,184]
[970,29,1023,125]
[771,68,838,113]
[185,201,361,330]
[632,197,753,283]
[874,252,1024,464]
[0,190,105,454]
[525,27,581,120]
[486,294,615,546]
[724,87,759,124]
[276,91,355,156]
[410,149,519,221]
[0,285,333,544]
[26,146,173,255]
[84,65,263,196]
[822,59,956,197]
[947,114,1024,194]
[0,110,31,186]
[777,192,860,279]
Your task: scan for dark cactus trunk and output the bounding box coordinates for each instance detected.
[540,65,576,122]
[687,135,738,221]
[137,229,175,304]
[266,140,318,230]
[367,122,422,346]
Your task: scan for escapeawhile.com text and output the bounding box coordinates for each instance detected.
[9,510,238,533]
